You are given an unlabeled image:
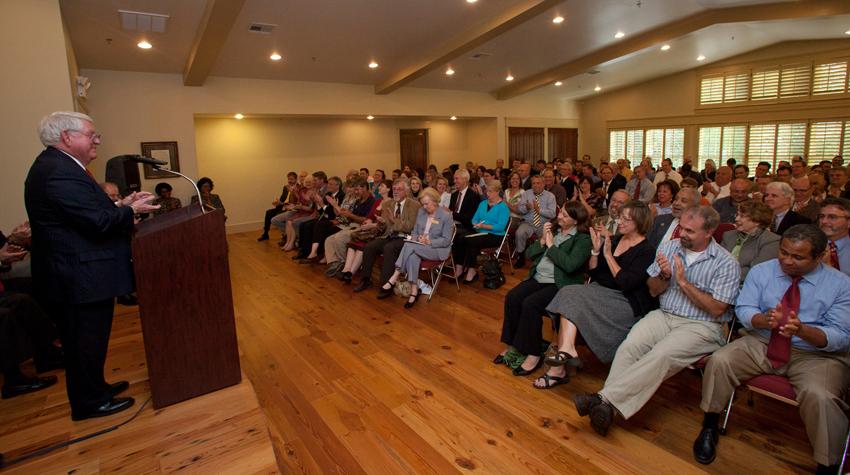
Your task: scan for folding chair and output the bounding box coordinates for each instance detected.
[720,374,798,435]
[713,222,735,243]
[690,314,737,372]
[480,216,515,275]
[419,227,460,302]
[840,424,849,474]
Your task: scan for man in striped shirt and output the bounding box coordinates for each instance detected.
[572,206,741,437]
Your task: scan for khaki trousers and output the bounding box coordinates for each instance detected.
[701,334,850,465]
[324,226,356,264]
[599,309,725,419]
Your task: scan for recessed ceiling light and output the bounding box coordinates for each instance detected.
[845,29,850,35]
[554,81,563,86]
[506,74,514,81]
[368,61,379,69]
[234,113,244,120]
[594,85,601,92]
[445,67,455,76]
[270,52,282,61]
[552,16,564,24]
[367,115,374,120]
[137,40,152,49]
[466,0,477,3]
[697,55,706,61]
[450,116,457,120]
[614,31,625,39]
[660,44,671,51]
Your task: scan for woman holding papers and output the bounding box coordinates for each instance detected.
[453,180,510,285]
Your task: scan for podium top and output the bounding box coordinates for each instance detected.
[134,206,223,238]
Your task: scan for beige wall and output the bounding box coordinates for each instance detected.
[467,118,499,167]
[578,39,850,165]
[79,69,578,232]
[0,0,74,232]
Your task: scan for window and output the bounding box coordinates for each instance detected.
[721,126,747,165]
[812,61,848,95]
[700,76,724,104]
[723,72,749,102]
[698,127,721,171]
[645,129,664,165]
[697,125,745,170]
[610,128,683,168]
[625,130,644,164]
[665,129,685,166]
[748,124,777,167]
[808,121,843,161]
[609,130,625,161]
[775,123,807,162]
[779,64,811,98]
[751,68,779,100]
[844,122,850,160]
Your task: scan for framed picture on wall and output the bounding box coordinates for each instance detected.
[140,141,180,179]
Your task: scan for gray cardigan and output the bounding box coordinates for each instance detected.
[721,227,780,283]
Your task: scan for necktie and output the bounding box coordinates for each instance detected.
[731,232,747,258]
[772,215,780,233]
[455,191,463,213]
[829,241,840,270]
[671,224,682,239]
[395,202,402,218]
[633,180,641,200]
[607,217,616,234]
[532,194,541,227]
[766,277,801,368]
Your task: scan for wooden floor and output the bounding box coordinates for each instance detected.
[0,305,279,474]
[228,230,819,475]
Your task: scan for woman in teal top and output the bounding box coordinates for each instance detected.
[495,200,592,376]
[453,180,510,284]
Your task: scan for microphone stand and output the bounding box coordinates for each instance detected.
[151,165,206,215]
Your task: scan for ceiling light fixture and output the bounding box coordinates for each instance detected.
[552,16,564,24]
[270,52,282,61]
[614,31,625,39]
[450,116,457,120]
[445,67,455,76]
[594,85,601,92]
[554,81,563,86]
[506,74,514,81]
[368,61,379,69]
[697,54,706,61]
[660,44,670,51]
[466,0,478,3]
[234,113,244,120]
[845,29,850,35]
[137,40,152,49]
[367,115,374,120]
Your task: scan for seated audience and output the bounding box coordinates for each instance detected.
[453,180,510,284]
[791,175,820,221]
[278,175,317,251]
[827,167,849,199]
[410,176,423,199]
[514,176,557,267]
[542,169,567,208]
[646,188,701,249]
[809,171,827,202]
[352,179,421,292]
[712,178,752,223]
[503,172,524,228]
[700,159,717,183]
[575,175,604,218]
[680,178,709,206]
[700,166,732,203]
[258,172,296,241]
[557,162,577,200]
[497,201,592,376]
[599,190,628,235]
[572,206,740,437]
[625,165,655,204]
[597,164,627,210]
[315,177,375,269]
[448,169,481,235]
[764,181,810,234]
[693,225,850,474]
[733,164,749,180]
[190,177,226,216]
[378,188,453,309]
[817,197,850,277]
[720,200,780,283]
[650,179,679,217]
[538,201,656,388]
[151,182,182,218]
[652,158,682,185]
[435,176,451,209]
[776,165,793,183]
[335,179,393,282]
[372,169,386,198]
[295,176,349,261]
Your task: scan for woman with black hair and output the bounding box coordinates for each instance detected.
[152,182,182,216]
[191,177,225,216]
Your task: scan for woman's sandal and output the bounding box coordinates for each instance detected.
[533,373,570,389]
[404,292,420,309]
[545,351,583,368]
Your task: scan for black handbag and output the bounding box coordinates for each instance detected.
[481,255,505,289]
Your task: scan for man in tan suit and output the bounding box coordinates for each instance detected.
[352,179,421,292]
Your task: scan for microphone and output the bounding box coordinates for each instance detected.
[122,155,206,214]
[127,154,168,166]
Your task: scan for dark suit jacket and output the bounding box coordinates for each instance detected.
[647,214,677,250]
[601,174,627,206]
[521,176,533,190]
[449,187,481,230]
[774,210,810,236]
[25,147,136,304]
[559,177,577,200]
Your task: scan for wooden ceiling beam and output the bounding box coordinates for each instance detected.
[183,0,247,86]
[375,0,563,95]
[494,0,850,100]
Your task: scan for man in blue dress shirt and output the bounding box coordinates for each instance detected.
[817,197,850,277]
[694,224,850,474]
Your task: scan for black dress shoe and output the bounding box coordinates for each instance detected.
[512,356,544,376]
[71,397,135,421]
[404,292,420,309]
[376,284,394,300]
[693,427,719,464]
[572,392,603,417]
[589,402,614,436]
[462,273,479,285]
[339,272,353,283]
[108,380,130,397]
[257,233,269,241]
[1,375,57,399]
[492,354,505,365]
[353,279,372,293]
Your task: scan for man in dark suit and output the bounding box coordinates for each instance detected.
[764,181,810,235]
[24,112,159,421]
[518,163,533,190]
[258,171,297,241]
[597,164,627,209]
[646,188,701,249]
[448,169,481,235]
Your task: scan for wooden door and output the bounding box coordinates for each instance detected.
[548,128,578,162]
[508,127,544,163]
[400,129,428,172]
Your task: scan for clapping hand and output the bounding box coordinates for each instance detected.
[656,252,672,280]
[0,242,28,264]
[542,222,554,247]
[9,221,31,248]
[590,227,603,252]
[672,254,689,287]
[125,192,160,214]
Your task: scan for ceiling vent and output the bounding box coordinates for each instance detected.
[470,52,493,60]
[586,69,600,75]
[119,10,169,33]
[248,23,277,34]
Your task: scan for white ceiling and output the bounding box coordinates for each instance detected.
[60,0,850,100]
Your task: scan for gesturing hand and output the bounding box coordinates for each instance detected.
[672,254,688,287]
[130,193,160,214]
[0,243,28,264]
[779,309,801,337]
[656,252,672,279]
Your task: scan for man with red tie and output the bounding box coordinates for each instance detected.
[817,197,850,277]
[694,225,850,474]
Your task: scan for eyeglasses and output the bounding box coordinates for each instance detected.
[69,129,101,141]
[818,213,849,221]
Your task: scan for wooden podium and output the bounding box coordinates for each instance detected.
[131,206,241,408]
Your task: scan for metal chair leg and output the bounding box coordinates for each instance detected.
[839,426,849,475]
[720,388,735,435]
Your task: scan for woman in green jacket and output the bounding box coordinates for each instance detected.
[495,201,592,376]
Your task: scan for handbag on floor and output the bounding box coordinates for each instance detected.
[481,255,505,289]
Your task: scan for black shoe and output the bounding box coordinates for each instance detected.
[462,273,479,285]
[353,279,372,293]
[108,380,130,397]
[589,401,614,436]
[404,292,420,309]
[116,293,138,306]
[514,254,525,268]
[377,284,394,300]
[492,354,505,365]
[339,272,352,283]
[1,375,57,399]
[572,392,603,417]
[512,356,544,376]
[257,233,269,241]
[692,427,719,465]
[71,397,135,421]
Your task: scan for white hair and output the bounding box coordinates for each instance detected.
[766,181,794,199]
[38,111,93,146]
[454,168,470,181]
